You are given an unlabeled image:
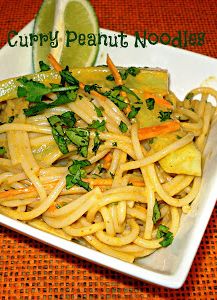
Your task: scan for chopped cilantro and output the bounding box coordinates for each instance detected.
[146,98,155,110]
[19,69,80,117]
[106,67,140,82]
[48,112,86,156]
[84,84,101,94]
[93,105,103,117]
[106,74,114,81]
[152,201,161,224]
[158,110,172,122]
[103,88,128,111]
[39,60,50,72]
[157,224,174,247]
[92,131,102,154]
[66,159,91,191]
[89,120,106,132]
[119,121,128,133]
[176,135,182,139]
[0,146,6,156]
[185,92,194,100]
[66,128,90,157]
[127,67,140,77]
[60,66,79,86]
[112,142,117,147]
[128,106,140,119]
[8,116,15,123]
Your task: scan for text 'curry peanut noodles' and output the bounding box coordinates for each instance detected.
[0,54,217,263]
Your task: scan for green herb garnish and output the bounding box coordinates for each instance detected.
[66,160,91,191]
[152,201,161,224]
[119,121,128,133]
[8,116,15,123]
[158,110,172,122]
[89,120,106,132]
[0,146,6,156]
[84,84,101,94]
[94,105,103,117]
[92,131,102,154]
[128,106,140,119]
[146,98,155,110]
[157,224,174,247]
[39,61,51,72]
[185,92,194,100]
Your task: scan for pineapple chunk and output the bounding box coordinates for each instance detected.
[150,133,201,176]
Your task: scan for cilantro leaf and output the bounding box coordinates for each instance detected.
[106,74,114,81]
[94,105,103,117]
[39,61,51,72]
[158,110,172,122]
[89,120,106,132]
[146,98,155,110]
[159,232,174,247]
[156,224,174,247]
[60,66,79,86]
[185,92,194,100]
[127,67,140,77]
[66,160,91,191]
[8,116,15,123]
[128,106,140,119]
[119,121,128,133]
[92,131,102,154]
[152,201,161,224]
[17,77,51,102]
[0,146,6,156]
[84,84,101,94]
[65,128,90,157]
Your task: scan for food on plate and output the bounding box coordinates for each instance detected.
[0,54,216,263]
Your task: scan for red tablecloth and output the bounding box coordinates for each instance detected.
[0,0,216,299]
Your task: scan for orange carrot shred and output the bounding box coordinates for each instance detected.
[144,92,172,109]
[138,120,180,141]
[47,53,63,72]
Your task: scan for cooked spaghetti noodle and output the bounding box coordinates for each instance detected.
[0,55,216,263]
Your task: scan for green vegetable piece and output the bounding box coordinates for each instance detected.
[146,98,155,110]
[152,201,161,224]
[0,146,6,155]
[159,232,174,247]
[66,128,90,157]
[17,77,51,102]
[89,120,106,132]
[128,106,140,119]
[66,160,91,191]
[185,92,194,100]
[94,105,103,117]
[158,110,172,122]
[39,61,51,72]
[106,74,114,81]
[84,84,101,94]
[119,121,128,133]
[8,116,15,123]
[92,131,102,154]
[60,66,79,86]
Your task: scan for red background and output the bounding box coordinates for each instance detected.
[0,0,216,299]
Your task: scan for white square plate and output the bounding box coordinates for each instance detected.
[0,20,217,289]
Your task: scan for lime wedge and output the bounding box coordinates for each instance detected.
[33,0,99,72]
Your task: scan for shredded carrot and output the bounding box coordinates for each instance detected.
[103,153,112,169]
[106,55,131,113]
[0,178,145,200]
[138,120,180,141]
[144,92,172,109]
[107,54,123,86]
[47,53,63,72]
